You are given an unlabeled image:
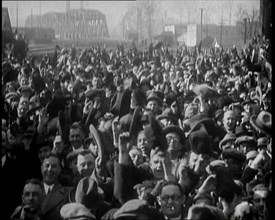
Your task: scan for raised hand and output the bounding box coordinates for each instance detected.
[118,132,132,165]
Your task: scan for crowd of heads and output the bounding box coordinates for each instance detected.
[2,32,272,220]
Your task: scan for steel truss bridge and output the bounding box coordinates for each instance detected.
[25,9,109,40]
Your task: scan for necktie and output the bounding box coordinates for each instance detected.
[47,186,51,195]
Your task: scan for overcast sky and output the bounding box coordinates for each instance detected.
[3,0,260,38]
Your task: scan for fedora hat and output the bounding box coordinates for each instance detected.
[189,123,212,154]
[74,176,104,212]
[129,106,143,139]
[156,108,178,124]
[219,133,237,150]
[85,89,104,100]
[235,136,256,146]
[163,125,187,151]
[250,111,271,136]
[222,148,246,164]
[146,91,162,106]
[144,115,168,151]
[193,84,219,99]
[189,113,215,134]
[85,124,105,166]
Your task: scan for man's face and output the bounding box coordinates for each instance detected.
[87,138,98,158]
[22,183,44,212]
[158,185,184,218]
[41,156,61,185]
[150,153,164,180]
[20,77,29,87]
[146,100,159,115]
[38,146,52,163]
[223,111,237,132]
[129,148,144,167]
[92,77,102,89]
[137,131,150,157]
[77,153,95,178]
[69,128,84,149]
[253,190,268,220]
[166,132,182,154]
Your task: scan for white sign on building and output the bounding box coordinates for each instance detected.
[185,24,197,47]
[164,25,175,35]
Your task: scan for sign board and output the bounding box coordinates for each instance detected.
[164,25,175,35]
[185,24,197,47]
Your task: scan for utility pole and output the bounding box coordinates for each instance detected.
[220,12,223,46]
[31,9,33,28]
[200,8,203,43]
[39,1,42,28]
[16,3,18,28]
[244,18,247,44]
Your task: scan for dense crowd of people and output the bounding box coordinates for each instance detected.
[1,32,272,220]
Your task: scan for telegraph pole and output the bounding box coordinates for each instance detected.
[244,18,247,44]
[200,8,203,42]
[220,12,223,46]
[16,3,18,28]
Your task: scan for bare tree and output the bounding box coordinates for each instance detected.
[121,0,161,43]
[236,6,260,40]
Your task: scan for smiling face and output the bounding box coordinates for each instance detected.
[69,127,85,150]
[223,110,237,133]
[41,156,61,185]
[76,153,95,178]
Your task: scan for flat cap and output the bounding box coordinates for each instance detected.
[60,203,95,220]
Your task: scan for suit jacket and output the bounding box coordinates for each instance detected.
[41,183,70,220]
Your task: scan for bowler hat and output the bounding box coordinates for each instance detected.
[60,202,96,220]
[250,111,271,136]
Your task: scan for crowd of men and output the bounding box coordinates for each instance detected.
[1,32,272,220]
